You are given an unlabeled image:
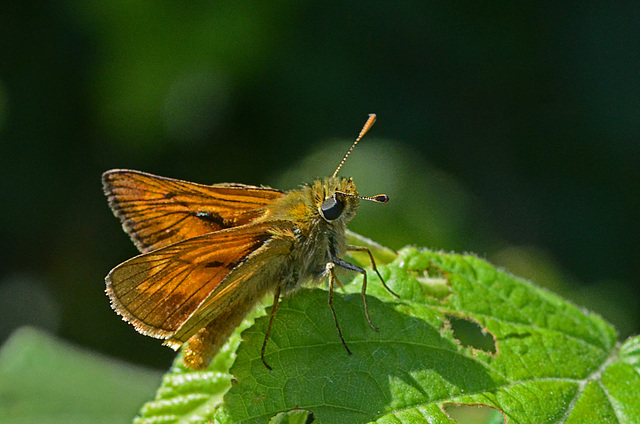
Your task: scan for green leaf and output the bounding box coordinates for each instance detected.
[135,247,638,424]
[345,229,399,266]
[0,327,162,424]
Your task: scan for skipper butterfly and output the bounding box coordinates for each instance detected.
[103,114,396,370]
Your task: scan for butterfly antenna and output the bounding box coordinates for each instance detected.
[332,113,377,178]
[336,192,389,204]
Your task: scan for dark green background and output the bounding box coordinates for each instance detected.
[1,2,638,369]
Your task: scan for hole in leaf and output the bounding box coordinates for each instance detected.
[412,269,451,300]
[444,404,504,424]
[268,407,315,424]
[447,315,496,354]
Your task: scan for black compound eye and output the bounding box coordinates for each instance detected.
[320,195,344,220]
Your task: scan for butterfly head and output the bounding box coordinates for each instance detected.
[316,113,388,224]
[273,114,388,226]
[317,176,388,224]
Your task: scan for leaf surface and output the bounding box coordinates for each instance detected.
[135,248,638,424]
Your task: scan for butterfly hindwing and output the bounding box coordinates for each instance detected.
[105,221,294,341]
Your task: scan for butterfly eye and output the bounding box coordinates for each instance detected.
[320,195,344,220]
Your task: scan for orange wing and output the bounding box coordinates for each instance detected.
[105,220,294,341]
[102,169,283,253]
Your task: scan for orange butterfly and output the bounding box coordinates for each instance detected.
[103,114,397,370]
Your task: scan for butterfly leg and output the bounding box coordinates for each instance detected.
[325,262,352,355]
[334,258,379,332]
[347,245,399,298]
[261,285,282,370]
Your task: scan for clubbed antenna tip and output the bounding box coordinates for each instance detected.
[332,114,377,178]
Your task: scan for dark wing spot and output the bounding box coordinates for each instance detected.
[163,192,177,199]
[194,211,228,228]
[205,260,225,268]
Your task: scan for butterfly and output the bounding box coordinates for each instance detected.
[103,114,397,370]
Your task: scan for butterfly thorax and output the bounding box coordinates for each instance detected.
[264,177,360,292]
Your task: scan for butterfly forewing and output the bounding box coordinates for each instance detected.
[102,170,283,253]
[105,221,289,340]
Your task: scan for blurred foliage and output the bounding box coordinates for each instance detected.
[0,327,162,423]
[0,0,638,379]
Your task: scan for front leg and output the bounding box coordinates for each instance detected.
[347,245,399,298]
[333,258,379,332]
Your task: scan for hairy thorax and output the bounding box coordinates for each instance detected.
[266,177,358,294]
